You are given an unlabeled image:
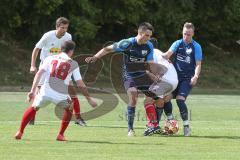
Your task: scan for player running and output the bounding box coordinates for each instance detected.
[15,40,97,141]
[85,22,162,136]
[29,17,86,126]
[163,22,203,136]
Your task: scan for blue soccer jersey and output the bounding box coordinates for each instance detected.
[169,39,203,79]
[113,37,154,77]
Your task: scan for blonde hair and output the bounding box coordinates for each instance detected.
[183,22,195,31]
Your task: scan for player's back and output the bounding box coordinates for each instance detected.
[153,49,178,84]
[153,49,172,69]
[39,52,78,100]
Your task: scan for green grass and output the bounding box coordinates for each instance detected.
[0,92,240,160]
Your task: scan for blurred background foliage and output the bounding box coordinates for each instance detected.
[0,0,239,90]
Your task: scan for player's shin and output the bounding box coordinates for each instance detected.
[164,101,174,120]
[155,98,164,124]
[155,107,163,124]
[58,108,73,136]
[176,99,189,125]
[144,103,158,127]
[71,97,81,119]
[127,106,135,131]
[18,106,37,133]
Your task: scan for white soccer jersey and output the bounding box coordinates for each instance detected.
[38,52,82,101]
[150,49,178,98]
[36,30,72,62]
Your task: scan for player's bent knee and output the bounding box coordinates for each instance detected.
[33,107,40,111]
[144,97,154,105]
[127,89,138,106]
[155,98,164,108]
[57,100,72,110]
[164,94,173,102]
[176,95,185,101]
[68,104,73,111]
[128,94,138,105]
[129,99,137,106]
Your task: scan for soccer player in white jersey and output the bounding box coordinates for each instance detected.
[29,17,85,126]
[15,40,97,141]
[143,38,178,136]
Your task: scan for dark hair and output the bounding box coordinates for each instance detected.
[56,17,69,27]
[138,22,154,32]
[61,40,76,53]
[149,37,158,48]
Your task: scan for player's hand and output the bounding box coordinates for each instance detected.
[146,70,161,83]
[27,92,35,102]
[190,76,198,86]
[30,66,37,74]
[85,56,98,63]
[87,98,98,108]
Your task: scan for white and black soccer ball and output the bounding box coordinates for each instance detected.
[164,119,179,135]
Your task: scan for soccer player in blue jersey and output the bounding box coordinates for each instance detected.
[163,22,203,136]
[85,22,161,136]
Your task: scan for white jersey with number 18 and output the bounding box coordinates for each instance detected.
[39,52,81,101]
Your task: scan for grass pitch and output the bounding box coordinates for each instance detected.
[0,92,240,160]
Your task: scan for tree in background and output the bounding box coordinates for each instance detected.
[0,0,239,50]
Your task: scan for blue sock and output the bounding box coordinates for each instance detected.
[155,107,163,124]
[176,99,188,122]
[127,106,135,131]
[164,101,173,117]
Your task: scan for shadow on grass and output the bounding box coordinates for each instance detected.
[153,134,240,140]
[85,125,145,129]
[66,140,164,145]
[189,135,240,140]
[20,138,164,145]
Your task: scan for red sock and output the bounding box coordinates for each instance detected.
[19,106,36,133]
[59,109,72,135]
[145,103,158,127]
[71,97,81,119]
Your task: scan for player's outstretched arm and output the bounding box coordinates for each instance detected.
[162,50,173,60]
[85,45,114,63]
[30,47,40,74]
[75,80,97,108]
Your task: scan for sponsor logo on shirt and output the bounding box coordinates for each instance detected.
[142,50,148,56]
[186,48,192,55]
[50,47,61,54]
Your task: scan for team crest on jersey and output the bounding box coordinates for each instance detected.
[142,50,148,56]
[186,48,192,55]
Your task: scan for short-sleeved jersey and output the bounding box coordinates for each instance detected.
[113,37,154,77]
[169,39,202,79]
[39,52,81,100]
[36,30,72,61]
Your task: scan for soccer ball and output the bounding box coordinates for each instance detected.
[164,119,179,135]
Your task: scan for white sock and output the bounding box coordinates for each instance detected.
[183,120,189,126]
